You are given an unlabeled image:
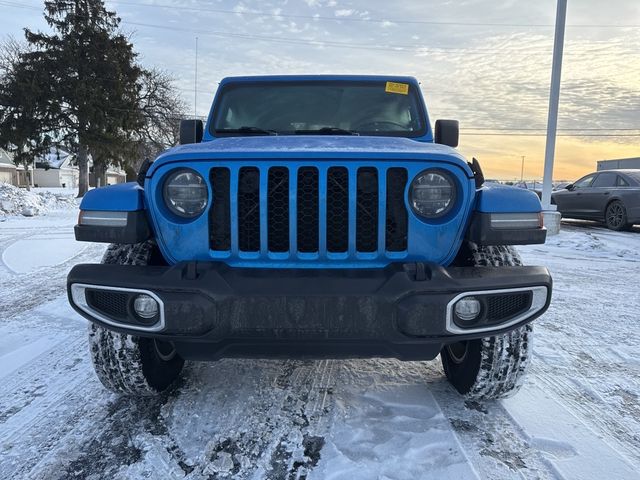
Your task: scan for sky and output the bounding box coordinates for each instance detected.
[1,0,639,181]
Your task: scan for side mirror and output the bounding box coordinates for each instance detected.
[180,119,203,145]
[434,119,459,148]
[565,184,574,191]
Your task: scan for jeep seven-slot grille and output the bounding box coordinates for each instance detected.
[208,166,409,256]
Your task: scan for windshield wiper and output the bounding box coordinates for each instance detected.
[295,127,359,136]
[215,126,278,136]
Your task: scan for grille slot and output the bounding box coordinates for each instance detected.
[486,292,531,322]
[297,167,320,253]
[86,290,129,321]
[326,167,349,252]
[208,165,410,258]
[238,167,261,252]
[268,167,290,252]
[385,168,408,252]
[356,167,379,252]
[209,167,231,251]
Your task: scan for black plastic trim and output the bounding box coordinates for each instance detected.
[74,211,151,244]
[67,262,552,360]
[466,212,547,246]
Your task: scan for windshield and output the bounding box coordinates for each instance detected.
[211,81,427,137]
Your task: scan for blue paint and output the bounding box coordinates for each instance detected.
[147,135,470,178]
[81,75,543,269]
[79,182,145,211]
[475,184,542,213]
[145,158,475,268]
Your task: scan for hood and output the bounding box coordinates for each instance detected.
[148,135,471,177]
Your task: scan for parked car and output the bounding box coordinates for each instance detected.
[67,75,552,401]
[553,181,571,191]
[552,169,640,230]
[514,181,542,199]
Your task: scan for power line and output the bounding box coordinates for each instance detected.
[2,1,638,56]
[103,0,640,29]
[461,127,640,131]
[461,132,640,137]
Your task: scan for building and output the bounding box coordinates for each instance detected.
[33,147,79,188]
[597,157,640,171]
[89,166,127,187]
[0,148,17,185]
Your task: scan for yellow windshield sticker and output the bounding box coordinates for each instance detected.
[385,81,409,95]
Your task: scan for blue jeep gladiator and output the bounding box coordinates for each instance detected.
[67,75,551,399]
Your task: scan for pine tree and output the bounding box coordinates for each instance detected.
[21,0,142,196]
[0,1,185,193]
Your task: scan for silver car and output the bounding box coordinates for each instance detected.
[551,169,640,231]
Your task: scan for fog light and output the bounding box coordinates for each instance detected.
[454,297,481,322]
[133,294,159,319]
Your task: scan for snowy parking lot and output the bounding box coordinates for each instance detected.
[1,209,639,479]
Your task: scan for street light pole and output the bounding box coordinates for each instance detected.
[539,0,567,235]
[541,0,567,210]
[521,156,525,182]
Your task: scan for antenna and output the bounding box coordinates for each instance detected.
[194,36,198,143]
[194,36,198,118]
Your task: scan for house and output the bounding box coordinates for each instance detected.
[0,148,17,185]
[89,166,127,187]
[33,147,79,188]
[597,157,640,171]
[33,147,127,188]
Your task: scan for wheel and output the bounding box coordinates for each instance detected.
[605,200,630,231]
[441,244,533,400]
[88,242,184,396]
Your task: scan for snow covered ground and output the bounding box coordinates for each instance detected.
[0,184,77,217]
[0,210,639,480]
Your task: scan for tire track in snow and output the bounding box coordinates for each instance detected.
[0,241,104,319]
[532,365,640,469]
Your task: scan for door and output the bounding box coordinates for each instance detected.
[589,172,618,219]
[554,173,597,217]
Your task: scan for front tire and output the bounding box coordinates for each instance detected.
[605,200,630,231]
[88,242,184,396]
[441,244,533,399]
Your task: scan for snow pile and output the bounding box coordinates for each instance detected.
[0,183,77,218]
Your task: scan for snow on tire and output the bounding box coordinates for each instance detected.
[441,243,533,400]
[89,242,184,396]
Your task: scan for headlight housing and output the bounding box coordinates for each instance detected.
[410,170,456,218]
[163,169,208,218]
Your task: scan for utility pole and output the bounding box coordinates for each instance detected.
[540,0,567,235]
[521,156,525,182]
[541,0,567,210]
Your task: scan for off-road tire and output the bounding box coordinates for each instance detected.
[441,243,533,400]
[605,200,630,231]
[88,242,184,396]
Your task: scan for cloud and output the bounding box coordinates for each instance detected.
[4,0,636,179]
[334,9,355,17]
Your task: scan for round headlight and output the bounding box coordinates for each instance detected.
[410,170,456,218]
[163,169,208,218]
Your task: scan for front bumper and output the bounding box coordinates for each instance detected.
[67,262,552,361]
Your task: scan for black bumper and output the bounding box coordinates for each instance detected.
[67,262,552,361]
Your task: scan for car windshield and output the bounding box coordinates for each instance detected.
[211,81,427,137]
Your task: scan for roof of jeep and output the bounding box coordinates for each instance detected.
[218,75,420,85]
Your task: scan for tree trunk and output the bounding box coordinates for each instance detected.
[77,143,89,197]
[94,160,107,188]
